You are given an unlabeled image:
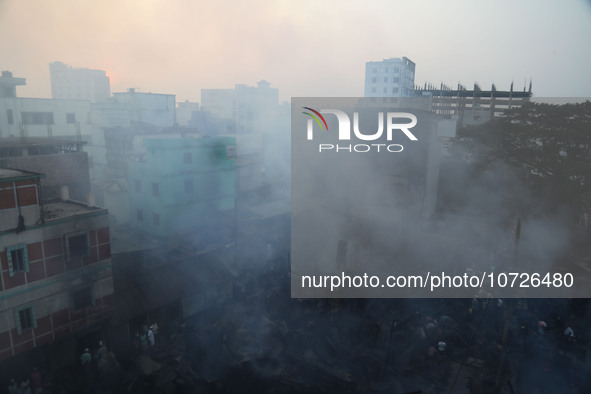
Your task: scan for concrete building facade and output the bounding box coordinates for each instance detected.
[88,89,177,180]
[0,71,92,140]
[364,57,416,97]
[0,138,91,202]
[201,80,279,134]
[176,100,200,127]
[49,62,111,103]
[91,89,176,129]
[128,136,236,238]
[415,82,532,128]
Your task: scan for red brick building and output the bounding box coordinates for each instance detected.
[0,138,91,202]
[0,168,113,367]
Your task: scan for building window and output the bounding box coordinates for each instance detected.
[137,209,143,221]
[384,68,389,73]
[184,179,193,194]
[394,67,400,73]
[371,87,376,93]
[152,183,159,197]
[153,213,160,226]
[383,87,387,93]
[16,306,36,334]
[6,245,29,277]
[66,113,76,124]
[226,145,236,159]
[392,87,399,94]
[393,77,400,84]
[371,77,377,83]
[21,112,54,125]
[372,68,377,73]
[73,287,93,310]
[6,109,13,124]
[384,77,388,83]
[134,180,141,193]
[65,233,90,260]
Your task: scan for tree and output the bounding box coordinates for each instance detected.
[447,101,591,220]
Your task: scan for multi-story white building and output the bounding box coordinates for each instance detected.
[0,71,92,139]
[201,80,279,134]
[91,88,176,129]
[200,81,287,200]
[49,62,110,103]
[88,89,176,180]
[176,100,200,126]
[364,57,416,97]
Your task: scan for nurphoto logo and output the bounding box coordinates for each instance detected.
[302,107,418,153]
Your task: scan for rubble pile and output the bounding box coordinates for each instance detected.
[20,268,591,393]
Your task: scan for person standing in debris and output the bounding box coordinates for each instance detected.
[538,321,547,335]
[132,332,141,354]
[139,329,148,352]
[7,379,18,394]
[98,340,108,359]
[30,368,42,394]
[147,326,155,347]
[562,326,576,355]
[20,379,32,394]
[80,348,92,365]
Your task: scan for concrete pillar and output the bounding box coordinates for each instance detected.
[60,186,70,201]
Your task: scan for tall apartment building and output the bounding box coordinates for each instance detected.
[0,169,113,367]
[364,57,416,97]
[49,62,111,103]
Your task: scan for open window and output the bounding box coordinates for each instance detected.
[65,232,90,261]
[16,305,36,334]
[6,244,29,277]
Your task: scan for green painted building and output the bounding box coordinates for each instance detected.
[128,136,236,237]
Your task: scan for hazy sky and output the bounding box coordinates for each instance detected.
[1,0,590,103]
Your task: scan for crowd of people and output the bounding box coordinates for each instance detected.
[133,323,158,353]
[6,367,42,394]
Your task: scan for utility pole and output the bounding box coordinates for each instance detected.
[496,217,522,391]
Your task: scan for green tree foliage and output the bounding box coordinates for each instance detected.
[451,101,591,217]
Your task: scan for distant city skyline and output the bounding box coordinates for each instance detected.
[1,0,590,103]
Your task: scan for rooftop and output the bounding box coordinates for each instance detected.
[142,135,235,148]
[249,200,291,220]
[0,71,26,86]
[0,137,86,149]
[0,168,44,181]
[43,200,106,221]
[113,88,175,97]
[367,57,415,65]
